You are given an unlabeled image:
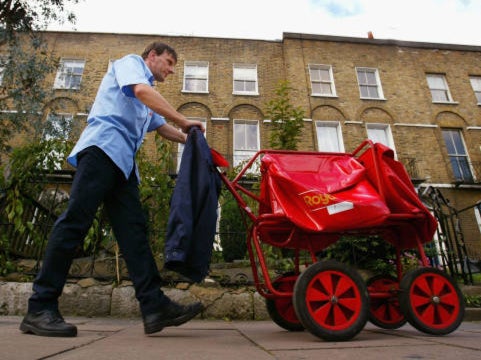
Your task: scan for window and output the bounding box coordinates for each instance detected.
[470,76,481,104]
[233,119,259,167]
[233,64,258,95]
[43,113,73,169]
[183,61,209,93]
[442,129,474,182]
[53,59,85,90]
[426,74,453,103]
[366,123,396,154]
[356,67,384,99]
[315,121,344,152]
[177,117,207,172]
[309,64,336,96]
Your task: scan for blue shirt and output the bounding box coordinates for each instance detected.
[67,54,166,180]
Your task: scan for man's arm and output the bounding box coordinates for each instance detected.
[132,84,204,133]
[156,123,187,143]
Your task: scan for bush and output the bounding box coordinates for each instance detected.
[218,192,248,262]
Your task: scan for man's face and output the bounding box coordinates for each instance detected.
[148,50,176,82]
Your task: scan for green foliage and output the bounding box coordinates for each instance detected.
[0,138,74,274]
[218,160,256,262]
[266,80,305,150]
[219,192,248,262]
[464,294,481,308]
[324,235,397,275]
[136,134,176,256]
[0,0,78,161]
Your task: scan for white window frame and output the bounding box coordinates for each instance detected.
[233,64,258,95]
[233,119,260,169]
[356,67,384,100]
[309,64,336,97]
[366,123,396,156]
[183,61,209,93]
[469,76,481,105]
[176,117,207,172]
[426,74,454,103]
[442,128,475,183]
[53,59,85,90]
[315,121,344,152]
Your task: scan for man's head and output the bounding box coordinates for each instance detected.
[142,42,178,82]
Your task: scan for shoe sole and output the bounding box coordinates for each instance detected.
[144,304,203,335]
[20,322,77,337]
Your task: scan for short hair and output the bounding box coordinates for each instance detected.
[141,42,178,62]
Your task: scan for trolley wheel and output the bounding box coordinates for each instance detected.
[399,267,465,335]
[266,273,304,332]
[367,275,406,329]
[293,260,369,341]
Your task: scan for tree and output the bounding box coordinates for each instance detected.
[0,0,79,158]
[266,80,305,150]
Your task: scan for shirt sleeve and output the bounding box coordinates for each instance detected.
[148,113,166,131]
[113,55,153,98]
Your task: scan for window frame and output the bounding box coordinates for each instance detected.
[233,64,258,96]
[309,64,337,97]
[53,59,85,90]
[356,67,384,100]
[469,76,481,105]
[182,61,209,93]
[366,123,396,156]
[441,128,475,183]
[315,121,344,152]
[233,119,260,168]
[426,74,454,103]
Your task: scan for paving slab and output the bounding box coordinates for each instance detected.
[1,316,481,360]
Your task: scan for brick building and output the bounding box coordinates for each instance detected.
[6,30,481,260]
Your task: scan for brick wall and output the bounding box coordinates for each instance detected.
[7,30,481,258]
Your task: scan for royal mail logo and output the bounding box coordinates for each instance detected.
[300,190,336,210]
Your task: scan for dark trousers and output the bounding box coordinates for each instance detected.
[28,146,168,316]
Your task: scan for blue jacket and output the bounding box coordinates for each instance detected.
[164,127,221,282]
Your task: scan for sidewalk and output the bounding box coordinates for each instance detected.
[1,316,480,360]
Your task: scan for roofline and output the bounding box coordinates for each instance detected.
[39,30,481,52]
[283,32,481,52]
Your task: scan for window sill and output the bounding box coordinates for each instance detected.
[432,101,459,105]
[311,94,338,98]
[360,97,387,101]
[233,92,259,96]
[181,90,209,94]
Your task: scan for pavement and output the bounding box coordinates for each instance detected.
[1,316,481,360]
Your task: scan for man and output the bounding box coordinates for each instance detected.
[20,42,204,337]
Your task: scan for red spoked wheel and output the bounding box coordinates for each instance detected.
[293,260,369,341]
[266,273,304,331]
[367,275,406,329]
[399,267,465,335]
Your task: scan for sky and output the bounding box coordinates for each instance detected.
[48,0,481,46]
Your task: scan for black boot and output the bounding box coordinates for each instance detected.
[20,310,77,337]
[143,300,203,334]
